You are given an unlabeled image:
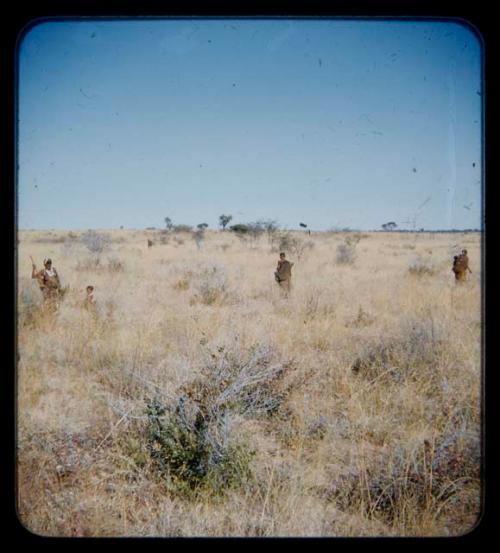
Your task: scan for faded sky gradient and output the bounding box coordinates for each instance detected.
[17,18,483,231]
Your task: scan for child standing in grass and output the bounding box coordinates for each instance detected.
[83,285,96,312]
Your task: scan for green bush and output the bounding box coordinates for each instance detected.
[144,344,293,497]
[146,396,253,497]
[172,224,193,233]
[229,224,250,234]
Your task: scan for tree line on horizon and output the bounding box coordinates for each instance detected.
[137,216,480,234]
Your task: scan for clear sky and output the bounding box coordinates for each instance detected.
[17,17,483,231]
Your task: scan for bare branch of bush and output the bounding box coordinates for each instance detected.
[81,231,110,254]
[408,257,437,276]
[322,427,480,526]
[351,316,446,383]
[144,343,294,495]
[75,256,125,273]
[192,264,229,305]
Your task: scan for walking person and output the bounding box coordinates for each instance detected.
[274,252,294,296]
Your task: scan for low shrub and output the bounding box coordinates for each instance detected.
[346,306,375,328]
[32,235,66,244]
[351,317,445,383]
[144,344,293,496]
[172,270,193,291]
[408,257,436,276]
[75,256,125,273]
[193,264,229,305]
[173,278,190,291]
[106,257,125,272]
[146,397,253,496]
[81,231,110,254]
[336,242,356,265]
[322,427,480,528]
[18,282,44,327]
[75,257,101,271]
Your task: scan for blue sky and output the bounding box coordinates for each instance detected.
[17,18,483,231]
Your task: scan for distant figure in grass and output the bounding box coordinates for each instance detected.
[452,249,472,282]
[460,249,472,274]
[147,239,153,248]
[275,252,294,295]
[31,256,61,309]
[83,285,96,312]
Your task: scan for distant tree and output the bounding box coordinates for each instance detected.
[299,222,311,235]
[164,217,173,231]
[197,223,209,230]
[219,214,233,231]
[255,219,278,233]
[246,222,267,243]
[382,221,398,231]
[172,224,193,233]
[255,219,280,243]
[272,231,314,260]
[229,223,249,234]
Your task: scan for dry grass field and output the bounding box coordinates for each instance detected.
[16,228,482,537]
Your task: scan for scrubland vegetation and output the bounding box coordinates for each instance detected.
[17,228,482,537]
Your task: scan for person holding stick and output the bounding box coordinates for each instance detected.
[31,256,61,308]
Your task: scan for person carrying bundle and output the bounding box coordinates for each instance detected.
[452,249,472,282]
[274,252,294,296]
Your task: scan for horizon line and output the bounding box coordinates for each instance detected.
[17,227,483,233]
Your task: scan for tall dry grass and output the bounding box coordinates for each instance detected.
[16,229,482,537]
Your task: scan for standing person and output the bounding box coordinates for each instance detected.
[31,257,61,308]
[452,255,461,281]
[460,249,472,277]
[452,249,472,283]
[274,252,294,295]
[84,285,96,310]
